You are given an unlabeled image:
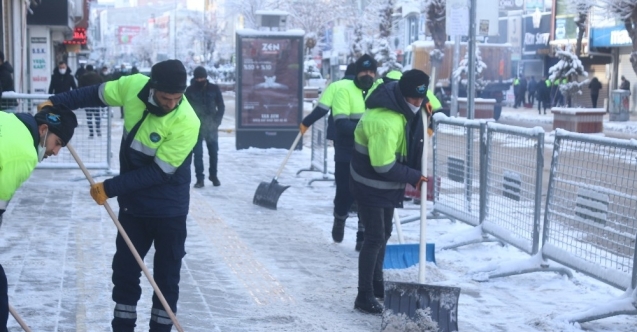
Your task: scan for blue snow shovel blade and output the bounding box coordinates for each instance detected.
[383,243,435,270]
[382,281,460,332]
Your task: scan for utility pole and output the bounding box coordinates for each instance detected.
[467,0,476,120]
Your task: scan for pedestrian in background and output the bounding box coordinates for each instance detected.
[620,76,630,91]
[0,51,17,112]
[39,59,199,332]
[349,69,430,314]
[78,64,104,137]
[588,77,602,108]
[185,66,225,188]
[537,76,551,114]
[48,61,77,94]
[527,76,537,105]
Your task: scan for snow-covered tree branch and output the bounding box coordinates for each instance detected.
[549,48,589,106]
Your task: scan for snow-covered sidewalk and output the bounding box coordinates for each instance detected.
[1,132,636,331]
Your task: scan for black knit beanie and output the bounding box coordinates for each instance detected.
[399,69,429,98]
[354,54,377,75]
[150,59,188,93]
[193,66,207,79]
[34,106,78,146]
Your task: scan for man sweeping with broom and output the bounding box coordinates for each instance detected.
[38,59,199,332]
[0,100,78,330]
[349,69,430,314]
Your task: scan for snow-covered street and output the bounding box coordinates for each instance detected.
[1,99,637,331]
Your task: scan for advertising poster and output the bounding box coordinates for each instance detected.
[239,37,301,127]
[117,26,142,45]
[30,35,50,94]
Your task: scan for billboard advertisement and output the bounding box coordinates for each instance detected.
[238,37,302,128]
[117,26,142,45]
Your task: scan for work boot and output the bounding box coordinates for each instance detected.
[194,179,204,188]
[209,175,221,187]
[355,231,364,252]
[354,291,383,314]
[373,280,385,299]
[331,218,346,243]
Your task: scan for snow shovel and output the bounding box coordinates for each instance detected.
[67,144,185,332]
[383,209,436,269]
[253,132,303,210]
[381,108,460,332]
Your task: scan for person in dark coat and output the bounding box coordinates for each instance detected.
[537,76,551,114]
[48,62,77,94]
[75,64,86,81]
[588,77,602,108]
[79,65,105,137]
[0,51,17,111]
[527,76,537,105]
[185,66,225,187]
[620,76,630,91]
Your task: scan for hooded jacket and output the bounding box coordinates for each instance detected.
[349,81,424,208]
[49,68,78,94]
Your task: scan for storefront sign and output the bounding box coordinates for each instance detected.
[590,25,632,47]
[29,31,50,94]
[238,37,301,128]
[523,13,551,54]
[554,15,577,41]
[499,0,523,11]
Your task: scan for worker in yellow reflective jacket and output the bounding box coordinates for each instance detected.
[0,99,77,330]
[39,59,199,332]
[349,69,430,314]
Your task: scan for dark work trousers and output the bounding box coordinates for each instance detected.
[193,135,218,181]
[334,161,356,221]
[358,206,393,293]
[591,94,599,108]
[86,108,101,136]
[111,213,187,332]
[0,264,7,332]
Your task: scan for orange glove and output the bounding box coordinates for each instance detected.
[300,123,309,134]
[37,100,54,112]
[90,182,109,205]
[416,176,428,191]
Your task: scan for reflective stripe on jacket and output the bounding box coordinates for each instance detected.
[331,80,371,162]
[99,74,200,217]
[350,81,422,208]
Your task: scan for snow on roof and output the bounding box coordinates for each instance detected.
[236,29,305,37]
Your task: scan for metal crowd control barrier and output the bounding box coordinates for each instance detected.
[431,114,483,226]
[296,115,333,185]
[544,130,637,323]
[1,92,112,170]
[481,122,545,255]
